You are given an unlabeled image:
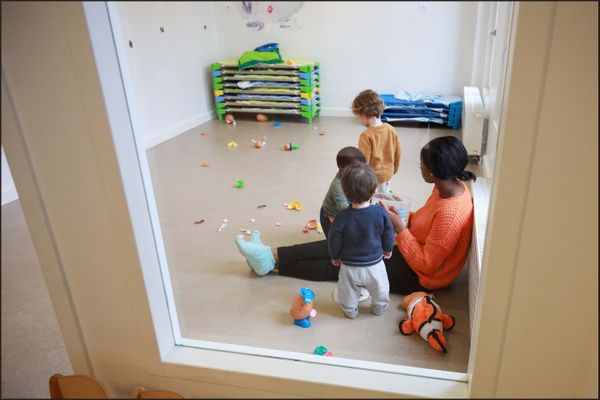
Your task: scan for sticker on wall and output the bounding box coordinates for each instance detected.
[236,1,303,31]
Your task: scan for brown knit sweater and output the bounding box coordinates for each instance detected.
[397,182,474,290]
[358,123,401,183]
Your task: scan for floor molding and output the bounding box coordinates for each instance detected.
[144,110,216,150]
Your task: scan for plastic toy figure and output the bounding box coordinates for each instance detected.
[290,288,316,328]
[399,291,455,352]
[283,143,299,151]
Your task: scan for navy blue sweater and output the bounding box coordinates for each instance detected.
[328,204,395,267]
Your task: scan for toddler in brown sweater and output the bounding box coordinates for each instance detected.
[352,89,401,194]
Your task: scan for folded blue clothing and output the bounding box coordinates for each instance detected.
[380,93,461,108]
[385,105,447,112]
[382,112,448,118]
[381,116,446,124]
[393,91,461,107]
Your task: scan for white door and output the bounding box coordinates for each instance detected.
[482,2,514,179]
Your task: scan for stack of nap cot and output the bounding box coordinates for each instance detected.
[380,91,462,130]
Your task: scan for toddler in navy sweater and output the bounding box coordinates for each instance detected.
[328,163,395,318]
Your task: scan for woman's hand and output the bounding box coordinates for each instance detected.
[383,251,392,259]
[384,204,407,233]
[331,259,342,267]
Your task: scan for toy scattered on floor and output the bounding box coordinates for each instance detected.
[239,228,251,235]
[302,219,318,233]
[249,218,256,223]
[313,345,333,356]
[256,113,268,122]
[273,122,282,127]
[290,288,317,328]
[312,125,318,130]
[225,114,236,125]
[399,292,455,353]
[319,131,327,136]
[201,131,208,136]
[252,135,267,148]
[227,141,238,148]
[257,204,267,209]
[201,162,209,167]
[283,143,299,151]
[235,180,244,188]
[275,222,282,226]
[217,219,228,232]
[287,200,302,211]
[316,222,323,234]
[194,219,205,225]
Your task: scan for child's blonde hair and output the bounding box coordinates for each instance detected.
[352,89,385,118]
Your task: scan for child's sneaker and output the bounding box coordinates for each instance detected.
[332,286,370,303]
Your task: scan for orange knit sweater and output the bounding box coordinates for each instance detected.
[396,182,474,290]
[358,123,401,183]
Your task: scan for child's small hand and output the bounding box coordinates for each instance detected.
[383,251,392,259]
[331,259,342,267]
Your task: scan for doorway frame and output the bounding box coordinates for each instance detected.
[4,1,590,397]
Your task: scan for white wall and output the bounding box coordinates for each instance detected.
[1,145,18,205]
[115,1,479,147]
[115,2,219,149]
[213,1,478,115]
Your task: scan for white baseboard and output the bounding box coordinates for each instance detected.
[144,110,216,150]
[319,107,354,118]
[2,185,19,206]
[143,108,352,150]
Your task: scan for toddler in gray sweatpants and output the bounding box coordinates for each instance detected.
[328,163,395,319]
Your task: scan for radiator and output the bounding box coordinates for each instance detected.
[462,87,485,158]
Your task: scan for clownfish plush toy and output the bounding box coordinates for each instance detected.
[399,291,455,353]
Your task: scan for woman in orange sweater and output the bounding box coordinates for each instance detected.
[234,136,475,294]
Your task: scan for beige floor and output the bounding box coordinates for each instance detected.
[1,201,73,398]
[146,116,474,373]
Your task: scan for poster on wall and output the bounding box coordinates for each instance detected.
[236,1,303,30]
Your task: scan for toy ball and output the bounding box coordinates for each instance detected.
[256,113,268,122]
[225,114,236,125]
[254,139,265,148]
[235,180,244,188]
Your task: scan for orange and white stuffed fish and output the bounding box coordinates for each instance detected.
[399,291,455,353]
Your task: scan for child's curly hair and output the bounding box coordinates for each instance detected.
[352,89,385,118]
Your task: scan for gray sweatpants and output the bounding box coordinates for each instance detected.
[337,260,390,319]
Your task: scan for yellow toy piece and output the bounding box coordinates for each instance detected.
[287,200,302,211]
[227,141,238,148]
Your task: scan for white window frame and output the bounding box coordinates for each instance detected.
[84,1,469,395]
[8,1,587,397]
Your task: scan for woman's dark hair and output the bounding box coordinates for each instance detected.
[340,163,378,203]
[336,146,366,169]
[421,136,477,182]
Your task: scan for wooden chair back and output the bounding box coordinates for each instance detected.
[49,373,110,399]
